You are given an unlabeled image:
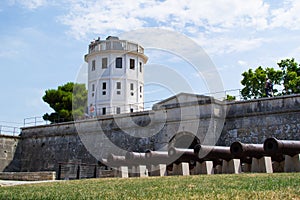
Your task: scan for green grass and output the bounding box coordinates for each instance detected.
[0,173,300,200]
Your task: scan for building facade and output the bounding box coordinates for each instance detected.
[85,36,148,116]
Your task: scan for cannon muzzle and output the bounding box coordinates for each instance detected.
[230,141,265,159]
[264,137,300,156]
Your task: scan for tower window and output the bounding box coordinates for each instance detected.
[102,107,106,115]
[102,82,107,95]
[140,86,142,93]
[116,57,122,68]
[139,62,142,73]
[130,108,134,113]
[116,107,121,114]
[116,82,121,89]
[102,58,108,69]
[92,84,95,91]
[116,82,121,95]
[130,83,134,96]
[130,59,135,70]
[92,60,96,71]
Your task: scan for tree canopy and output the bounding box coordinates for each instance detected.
[42,82,87,123]
[240,58,300,99]
[278,58,300,94]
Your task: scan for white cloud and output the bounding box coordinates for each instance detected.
[238,60,248,67]
[59,0,272,38]
[59,0,146,39]
[56,0,277,56]
[185,0,270,30]
[9,0,300,38]
[9,0,297,57]
[9,0,49,9]
[270,0,300,30]
[197,36,269,55]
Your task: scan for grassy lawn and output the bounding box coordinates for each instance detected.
[0,173,300,200]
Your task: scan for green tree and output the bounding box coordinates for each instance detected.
[240,66,282,100]
[225,94,236,101]
[277,58,300,94]
[43,82,87,123]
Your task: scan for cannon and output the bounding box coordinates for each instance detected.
[144,150,174,165]
[264,137,300,156]
[230,141,284,163]
[125,151,147,165]
[106,154,127,166]
[194,144,233,161]
[194,145,243,174]
[168,147,200,166]
[125,152,146,160]
[230,142,265,159]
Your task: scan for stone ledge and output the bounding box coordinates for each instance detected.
[0,172,56,181]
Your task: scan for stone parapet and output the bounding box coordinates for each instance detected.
[0,172,56,181]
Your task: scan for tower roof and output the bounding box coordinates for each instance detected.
[106,36,119,40]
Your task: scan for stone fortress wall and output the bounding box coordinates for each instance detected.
[1,93,300,174]
[0,135,20,172]
[220,94,300,145]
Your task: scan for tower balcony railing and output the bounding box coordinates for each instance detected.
[88,40,144,54]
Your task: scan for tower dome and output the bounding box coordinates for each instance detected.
[85,36,148,116]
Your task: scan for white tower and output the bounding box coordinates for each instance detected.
[85,36,148,116]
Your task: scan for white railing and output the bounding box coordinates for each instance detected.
[204,89,243,101]
[23,116,49,127]
[89,40,144,54]
[0,125,20,136]
[23,88,284,127]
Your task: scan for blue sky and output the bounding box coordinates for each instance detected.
[1,0,300,127]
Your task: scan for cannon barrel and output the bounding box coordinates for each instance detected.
[264,138,300,156]
[168,147,200,165]
[145,150,172,164]
[145,150,169,158]
[230,142,265,159]
[168,147,197,158]
[125,152,146,160]
[230,141,284,163]
[125,151,147,165]
[107,154,127,166]
[194,144,233,161]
